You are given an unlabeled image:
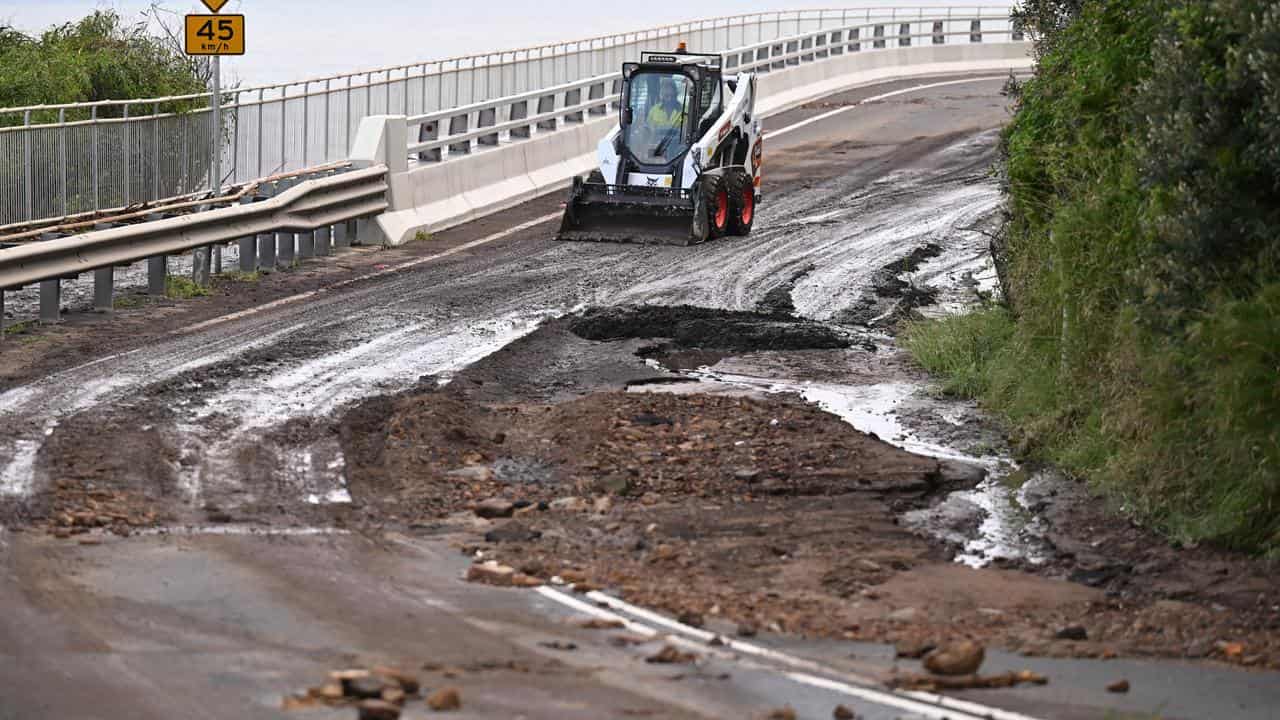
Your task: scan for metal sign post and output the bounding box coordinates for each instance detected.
[185,0,244,195]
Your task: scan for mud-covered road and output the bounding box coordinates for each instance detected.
[2,76,1278,720]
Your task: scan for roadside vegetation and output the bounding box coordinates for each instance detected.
[905,0,1280,554]
[0,8,209,125]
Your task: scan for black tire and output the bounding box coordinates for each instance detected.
[702,174,731,240]
[726,169,756,237]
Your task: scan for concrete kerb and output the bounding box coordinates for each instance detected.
[362,42,1032,247]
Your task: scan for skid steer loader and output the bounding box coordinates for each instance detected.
[557,47,762,245]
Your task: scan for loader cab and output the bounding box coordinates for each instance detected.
[619,52,723,182]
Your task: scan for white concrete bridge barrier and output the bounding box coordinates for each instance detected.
[352,12,1032,247]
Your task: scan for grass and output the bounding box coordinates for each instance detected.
[215,270,261,283]
[113,294,147,309]
[414,230,433,243]
[901,307,1016,398]
[164,275,212,300]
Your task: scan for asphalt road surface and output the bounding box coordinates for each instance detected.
[1,75,1276,720]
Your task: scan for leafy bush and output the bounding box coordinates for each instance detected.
[913,0,1280,553]
[0,10,207,125]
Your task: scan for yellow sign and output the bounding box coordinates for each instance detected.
[200,0,230,12]
[185,14,245,55]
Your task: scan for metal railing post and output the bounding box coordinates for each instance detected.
[58,109,67,217]
[23,110,33,222]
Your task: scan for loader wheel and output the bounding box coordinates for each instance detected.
[726,170,755,236]
[587,170,606,184]
[704,175,730,239]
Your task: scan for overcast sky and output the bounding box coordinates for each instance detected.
[1,1,1010,87]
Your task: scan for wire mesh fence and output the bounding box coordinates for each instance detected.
[0,7,1013,228]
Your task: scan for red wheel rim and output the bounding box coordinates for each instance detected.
[714,190,728,230]
[741,187,754,226]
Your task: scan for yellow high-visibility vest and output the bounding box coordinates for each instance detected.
[647,103,685,129]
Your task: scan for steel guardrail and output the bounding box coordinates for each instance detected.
[0,7,1015,229]
[0,165,387,291]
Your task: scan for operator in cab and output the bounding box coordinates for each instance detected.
[647,78,686,131]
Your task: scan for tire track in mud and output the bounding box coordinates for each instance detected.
[0,126,1006,526]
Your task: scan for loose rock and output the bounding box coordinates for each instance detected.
[426,686,462,711]
[764,708,797,720]
[465,561,516,586]
[647,644,698,664]
[358,699,402,720]
[923,641,985,676]
[1107,679,1130,694]
[833,705,858,720]
[1055,625,1089,641]
[473,497,516,519]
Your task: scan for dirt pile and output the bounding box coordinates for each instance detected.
[570,305,851,351]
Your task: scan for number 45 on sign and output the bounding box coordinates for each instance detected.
[185,14,245,55]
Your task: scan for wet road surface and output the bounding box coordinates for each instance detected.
[1,75,1275,720]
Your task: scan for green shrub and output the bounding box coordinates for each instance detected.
[920,0,1280,553]
[164,275,211,299]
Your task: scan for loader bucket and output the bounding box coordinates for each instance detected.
[556,180,709,246]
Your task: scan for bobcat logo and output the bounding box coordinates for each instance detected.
[645,177,660,187]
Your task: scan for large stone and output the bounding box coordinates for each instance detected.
[373,666,420,695]
[358,699,402,720]
[426,686,462,711]
[466,561,516,586]
[474,498,516,519]
[923,641,985,676]
[549,496,589,512]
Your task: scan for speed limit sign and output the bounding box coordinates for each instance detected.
[184,14,245,55]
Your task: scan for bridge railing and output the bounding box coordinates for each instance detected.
[0,7,1013,230]
[398,10,1019,164]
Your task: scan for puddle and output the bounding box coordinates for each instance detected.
[671,366,1051,568]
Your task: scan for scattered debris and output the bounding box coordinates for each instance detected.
[647,644,698,664]
[578,618,626,630]
[891,670,1048,691]
[833,705,858,720]
[538,641,578,651]
[923,641,985,676]
[1055,625,1089,641]
[895,639,937,659]
[1107,679,1131,694]
[474,497,516,519]
[358,699,402,720]
[466,561,516,585]
[764,707,797,720]
[426,686,462,711]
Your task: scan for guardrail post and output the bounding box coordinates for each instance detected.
[94,268,114,312]
[275,180,296,265]
[148,256,167,296]
[564,88,583,123]
[258,229,276,270]
[213,245,223,274]
[0,291,5,337]
[417,121,441,162]
[448,114,471,156]
[345,219,360,246]
[238,196,257,272]
[39,280,61,323]
[298,226,315,258]
[335,221,352,248]
[537,94,557,131]
[933,21,945,45]
[193,246,212,287]
[478,107,499,147]
[588,83,607,116]
[314,225,332,256]
[899,22,912,47]
[874,25,886,49]
[509,100,531,139]
[970,20,982,43]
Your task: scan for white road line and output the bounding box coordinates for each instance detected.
[764,75,1013,141]
[583,589,1046,720]
[178,211,564,334]
[536,586,1042,720]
